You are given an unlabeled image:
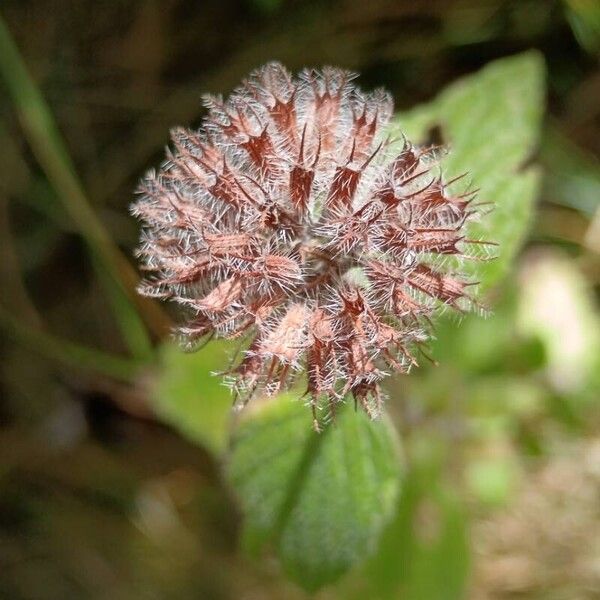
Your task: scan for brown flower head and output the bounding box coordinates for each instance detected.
[132,62,485,428]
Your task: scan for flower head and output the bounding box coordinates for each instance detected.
[132,62,484,428]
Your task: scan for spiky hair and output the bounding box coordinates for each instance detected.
[132,62,486,429]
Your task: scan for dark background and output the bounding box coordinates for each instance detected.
[1,1,599,598]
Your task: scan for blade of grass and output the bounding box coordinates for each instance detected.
[0,121,153,360]
[90,248,154,361]
[0,195,43,328]
[0,13,169,345]
[0,304,144,382]
[0,120,66,230]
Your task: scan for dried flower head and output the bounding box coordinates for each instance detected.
[132,62,486,428]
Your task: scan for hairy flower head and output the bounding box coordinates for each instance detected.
[132,62,486,428]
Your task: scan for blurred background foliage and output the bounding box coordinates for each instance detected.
[0,1,599,599]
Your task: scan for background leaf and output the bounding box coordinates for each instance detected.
[346,52,547,600]
[227,395,402,592]
[393,51,546,291]
[361,463,470,600]
[541,124,600,218]
[152,340,234,456]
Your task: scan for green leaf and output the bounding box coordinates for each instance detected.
[227,395,402,592]
[152,340,234,456]
[541,124,600,218]
[466,456,518,507]
[393,51,546,291]
[362,464,470,600]
[564,0,600,54]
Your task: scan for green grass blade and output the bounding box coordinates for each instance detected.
[90,249,154,362]
[0,13,168,345]
[0,304,144,382]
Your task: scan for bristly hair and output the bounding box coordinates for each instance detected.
[132,62,492,430]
